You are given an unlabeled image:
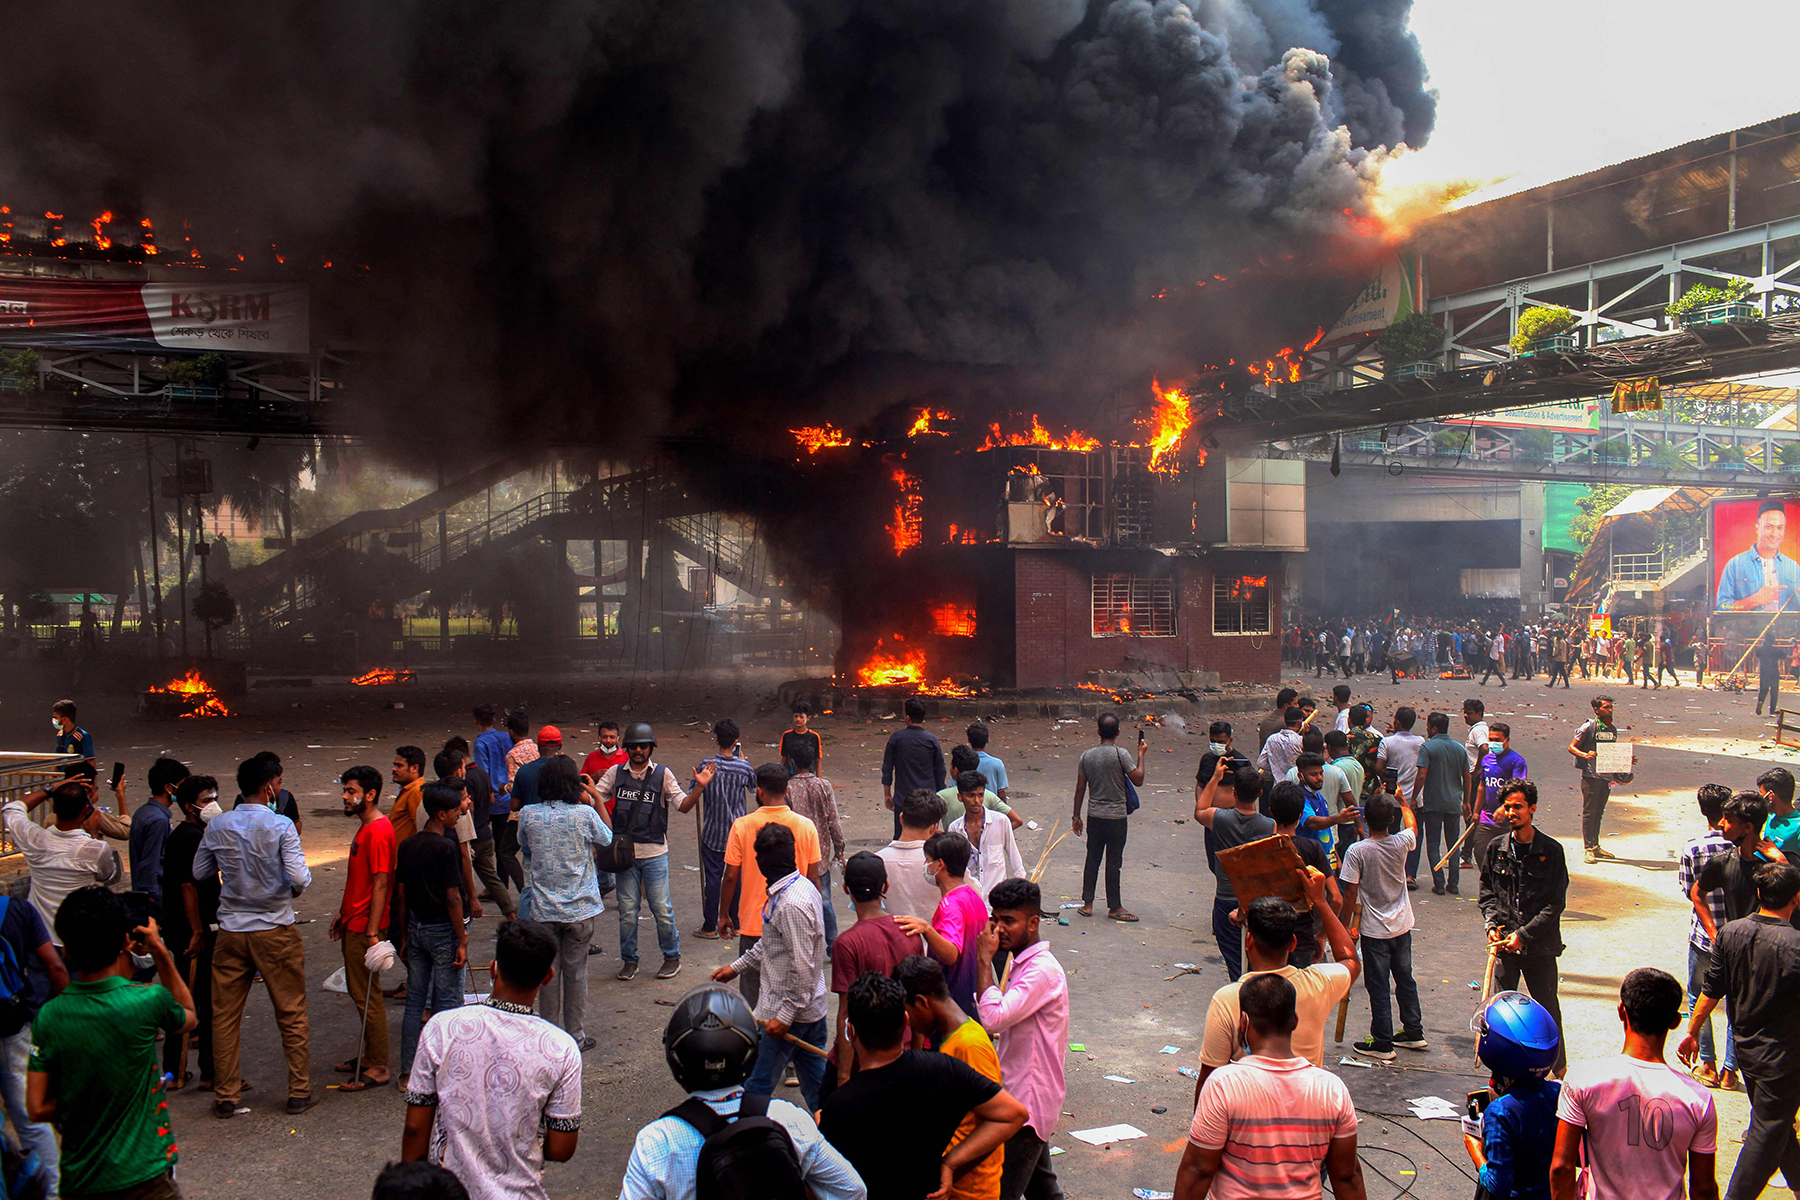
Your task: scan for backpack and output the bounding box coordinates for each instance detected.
[666,1094,807,1200]
[0,898,31,1037]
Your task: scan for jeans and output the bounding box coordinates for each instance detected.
[538,917,595,1041]
[1494,953,1566,1074]
[744,1017,827,1110]
[1579,776,1611,849]
[1361,930,1422,1044]
[700,842,728,932]
[1727,1072,1800,1200]
[1081,816,1128,912]
[617,853,680,964]
[818,864,839,950]
[2,1026,56,1196]
[1421,810,1461,891]
[1213,895,1244,981]
[998,1125,1066,1200]
[1686,944,1736,1071]
[400,918,463,1074]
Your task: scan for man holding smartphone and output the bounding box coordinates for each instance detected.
[129,758,190,905]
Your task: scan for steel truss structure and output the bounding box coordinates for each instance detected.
[1220,217,1800,442]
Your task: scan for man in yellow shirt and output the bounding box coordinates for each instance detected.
[895,954,1005,1200]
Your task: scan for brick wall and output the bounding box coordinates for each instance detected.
[1012,549,1282,686]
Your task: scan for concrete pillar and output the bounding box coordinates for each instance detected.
[1519,482,1546,617]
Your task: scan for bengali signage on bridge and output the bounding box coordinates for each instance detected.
[0,279,309,355]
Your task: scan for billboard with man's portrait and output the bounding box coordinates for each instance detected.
[1712,497,1800,612]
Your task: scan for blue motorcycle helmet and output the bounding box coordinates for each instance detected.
[1473,991,1560,1083]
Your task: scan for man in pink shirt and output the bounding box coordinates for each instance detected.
[976,877,1068,1200]
[1552,967,1717,1200]
[1176,973,1364,1200]
[896,832,989,1019]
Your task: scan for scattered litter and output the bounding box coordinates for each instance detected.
[1176,1066,1200,1079]
[1159,1045,1181,1054]
[1406,1095,1462,1121]
[1069,1044,1086,1052]
[682,865,700,871]
[1060,903,1084,909]
[1071,1123,1148,1146]
[1150,1105,1168,1114]
[654,998,677,1007]
[1103,1075,1136,1083]
[1165,963,1203,980]
[1049,1147,1066,1157]
[1134,1191,1175,1199]
[1338,1057,1373,1069]
[1028,820,1041,830]
[322,967,349,994]
[1057,916,1070,926]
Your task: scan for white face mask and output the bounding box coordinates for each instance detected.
[51,718,62,733]
[923,862,938,885]
[130,951,155,971]
[1209,742,1227,754]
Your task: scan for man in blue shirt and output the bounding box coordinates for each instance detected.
[1717,498,1800,611]
[682,720,755,940]
[128,757,189,903]
[51,699,93,763]
[195,754,314,1117]
[473,705,523,893]
[966,723,1022,829]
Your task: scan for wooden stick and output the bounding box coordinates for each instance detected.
[760,1021,831,1059]
[1027,820,1062,882]
[1724,604,1788,682]
[1474,944,1500,1068]
[1434,821,1477,874]
[1333,910,1361,1043]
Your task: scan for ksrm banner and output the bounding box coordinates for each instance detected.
[0,279,309,355]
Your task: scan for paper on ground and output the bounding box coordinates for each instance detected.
[1103,1075,1136,1083]
[1071,1123,1148,1146]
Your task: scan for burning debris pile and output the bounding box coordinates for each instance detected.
[351,667,416,687]
[141,669,230,720]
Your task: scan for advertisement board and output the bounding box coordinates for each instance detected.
[1323,252,1427,344]
[1473,399,1601,431]
[0,280,309,354]
[1711,496,1800,612]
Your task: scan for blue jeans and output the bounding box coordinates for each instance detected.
[1422,810,1461,891]
[617,853,681,964]
[1688,943,1737,1071]
[1213,895,1244,981]
[2,1027,55,1196]
[744,1017,827,1110]
[819,864,839,951]
[1361,930,1422,1045]
[701,842,728,932]
[401,917,463,1074]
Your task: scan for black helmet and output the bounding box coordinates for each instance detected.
[664,985,759,1091]
[623,721,656,748]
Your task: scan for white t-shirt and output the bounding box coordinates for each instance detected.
[1556,1054,1717,1200]
[1334,707,1351,733]
[1340,829,1416,939]
[1198,963,1353,1070]
[877,839,938,921]
[408,1003,583,1200]
[1377,732,1425,798]
[1464,721,1490,770]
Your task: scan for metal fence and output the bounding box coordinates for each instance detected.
[0,753,89,857]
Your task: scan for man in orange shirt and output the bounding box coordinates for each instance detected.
[896,955,1006,1200]
[720,763,822,1008]
[387,746,427,842]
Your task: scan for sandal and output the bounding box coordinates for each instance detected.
[1109,909,1140,922]
[337,1072,390,1092]
[1077,905,1093,917]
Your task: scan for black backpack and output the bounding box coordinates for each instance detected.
[666,1094,807,1200]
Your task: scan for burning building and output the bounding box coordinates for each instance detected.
[808,396,1303,690]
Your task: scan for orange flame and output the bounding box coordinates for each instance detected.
[146,669,230,718]
[854,634,975,694]
[931,603,976,637]
[979,415,1100,452]
[906,409,951,437]
[351,667,415,687]
[791,424,853,454]
[1076,681,1126,701]
[1141,381,1193,473]
[90,211,113,250]
[888,468,923,555]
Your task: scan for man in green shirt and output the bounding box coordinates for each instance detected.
[29,885,196,1200]
[1412,712,1470,896]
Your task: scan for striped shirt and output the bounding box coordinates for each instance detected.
[694,754,756,851]
[1678,828,1733,953]
[1189,1055,1356,1200]
[729,872,829,1026]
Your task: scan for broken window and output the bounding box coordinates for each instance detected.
[1091,574,1175,637]
[1213,573,1271,635]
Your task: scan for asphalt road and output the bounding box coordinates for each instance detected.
[9,663,1777,1200]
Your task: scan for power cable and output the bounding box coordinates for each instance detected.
[1355,1107,1480,1185]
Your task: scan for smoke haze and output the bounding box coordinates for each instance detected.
[0,0,1434,449]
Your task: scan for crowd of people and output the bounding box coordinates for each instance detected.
[4,686,1799,1200]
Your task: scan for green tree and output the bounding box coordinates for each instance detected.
[1568,484,1638,550]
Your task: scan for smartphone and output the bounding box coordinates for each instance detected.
[110,761,125,788]
[122,890,157,938]
[1138,728,1145,744]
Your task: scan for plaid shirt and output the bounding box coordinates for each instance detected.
[729,872,828,1026]
[1678,828,1733,952]
[785,772,845,862]
[694,754,755,851]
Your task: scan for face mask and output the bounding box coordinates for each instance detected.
[923,863,938,885]
[130,951,155,972]
[1489,742,1503,756]
[1208,742,1227,754]
[51,718,61,732]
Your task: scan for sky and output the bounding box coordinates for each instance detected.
[1401,0,1800,202]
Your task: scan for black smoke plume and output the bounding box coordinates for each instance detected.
[0,0,1433,455]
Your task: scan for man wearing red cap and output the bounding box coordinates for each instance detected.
[509,726,565,813]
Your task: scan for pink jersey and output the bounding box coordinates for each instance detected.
[1555,1055,1716,1200]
